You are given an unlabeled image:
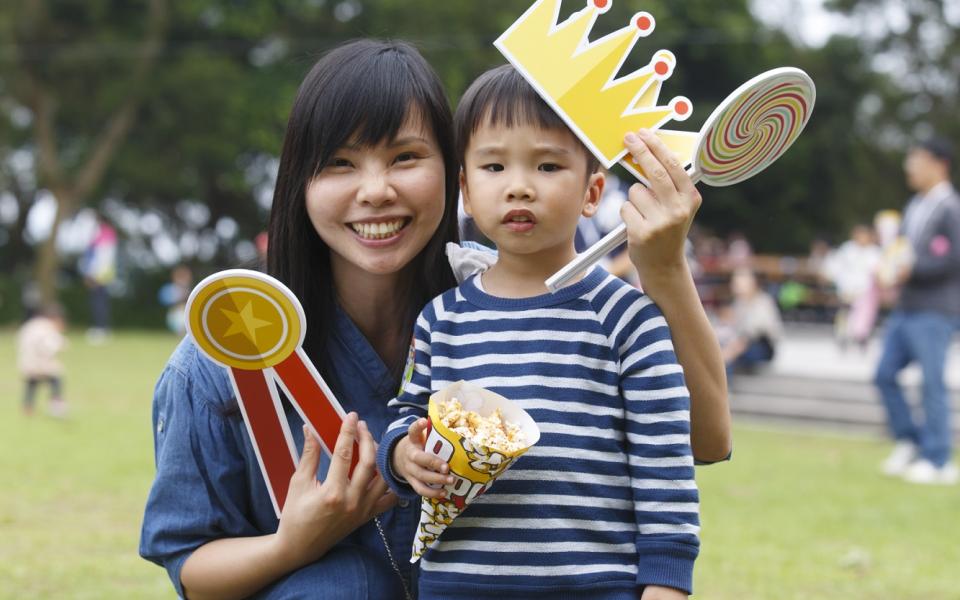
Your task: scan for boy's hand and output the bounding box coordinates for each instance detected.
[639,585,688,600]
[392,418,454,498]
[620,129,702,296]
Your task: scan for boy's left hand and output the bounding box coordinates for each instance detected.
[620,129,702,294]
[639,584,688,599]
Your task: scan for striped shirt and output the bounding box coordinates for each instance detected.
[377,268,699,599]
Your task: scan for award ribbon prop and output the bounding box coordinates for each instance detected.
[546,67,816,291]
[185,269,355,517]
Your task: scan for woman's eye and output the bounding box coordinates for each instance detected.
[482,164,504,172]
[395,152,416,163]
[539,163,561,172]
[329,157,352,168]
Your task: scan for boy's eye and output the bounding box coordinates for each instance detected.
[539,163,562,172]
[482,163,504,172]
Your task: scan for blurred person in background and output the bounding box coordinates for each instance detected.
[79,211,117,344]
[721,268,783,377]
[157,265,193,335]
[875,137,960,485]
[255,231,269,271]
[823,224,882,350]
[17,303,68,418]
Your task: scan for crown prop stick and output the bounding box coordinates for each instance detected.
[185,269,357,517]
[546,67,817,291]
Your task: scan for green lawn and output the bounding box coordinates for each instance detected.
[1,330,956,599]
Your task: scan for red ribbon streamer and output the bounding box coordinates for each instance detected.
[229,350,358,517]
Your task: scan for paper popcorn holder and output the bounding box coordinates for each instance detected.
[412,381,540,562]
[185,269,356,518]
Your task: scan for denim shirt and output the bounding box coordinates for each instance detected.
[139,305,419,599]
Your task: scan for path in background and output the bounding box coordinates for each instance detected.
[730,323,960,436]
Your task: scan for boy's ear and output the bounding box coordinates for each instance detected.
[581,171,605,218]
[459,169,473,217]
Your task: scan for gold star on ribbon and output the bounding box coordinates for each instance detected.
[221,301,273,345]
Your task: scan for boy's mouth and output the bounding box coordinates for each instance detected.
[502,210,537,233]
[349,217,411,241]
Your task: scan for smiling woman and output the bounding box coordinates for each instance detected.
[140,39,459,600]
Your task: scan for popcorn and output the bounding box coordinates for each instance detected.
[436,397,527,455]
[411,381,540,562]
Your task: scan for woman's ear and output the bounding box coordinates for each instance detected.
[581,171,605,218]
[459,169,473,217]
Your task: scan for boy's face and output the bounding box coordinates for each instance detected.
[460,122,603,262]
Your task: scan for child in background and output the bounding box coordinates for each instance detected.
[157,265,193,334]
[823,225,882,349]
[378,65,699,600]
[17,304,68,417]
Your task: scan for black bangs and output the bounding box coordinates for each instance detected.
[297,41,441,175]
[454,64,598,172]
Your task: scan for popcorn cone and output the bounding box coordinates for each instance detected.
[411,381,540,562]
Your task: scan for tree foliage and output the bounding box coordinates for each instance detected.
[0,0,956,306]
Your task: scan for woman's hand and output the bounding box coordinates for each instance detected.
[620,129,702,296]
[392,417,454,499]
[273,413,397,570]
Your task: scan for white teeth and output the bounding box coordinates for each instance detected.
[351,219,406,240]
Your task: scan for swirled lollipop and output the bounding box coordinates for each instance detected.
[547,67,816,292]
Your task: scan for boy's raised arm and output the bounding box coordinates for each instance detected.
[617,294,700,595]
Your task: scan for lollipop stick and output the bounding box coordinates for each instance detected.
[546,224,627,292]
[546,167,702,292]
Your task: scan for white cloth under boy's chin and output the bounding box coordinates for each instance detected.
[446,242,497,284]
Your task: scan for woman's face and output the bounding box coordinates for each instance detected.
[305,113,446,281]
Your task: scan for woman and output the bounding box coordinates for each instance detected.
[140,39,729,600]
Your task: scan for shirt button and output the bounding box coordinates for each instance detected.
[398,499,410,508]
[157,418,165,434]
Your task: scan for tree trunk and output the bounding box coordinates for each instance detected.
[18,0,168,305]
[34,187,75,304]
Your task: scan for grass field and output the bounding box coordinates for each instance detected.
[1,330,957,599]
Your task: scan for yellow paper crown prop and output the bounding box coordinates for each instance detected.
[495,0,694,170]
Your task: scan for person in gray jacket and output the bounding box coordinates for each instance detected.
[875,137,960,485]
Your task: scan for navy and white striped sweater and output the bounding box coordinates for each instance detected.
[377,268,699,599]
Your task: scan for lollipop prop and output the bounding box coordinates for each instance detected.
[185,269,356,517]
[546,67,816,292]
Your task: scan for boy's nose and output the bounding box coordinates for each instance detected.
[356,172,397,206]
[505,178,535,201]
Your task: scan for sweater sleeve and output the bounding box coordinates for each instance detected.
[376,300,438,500]
[615,293,700,594]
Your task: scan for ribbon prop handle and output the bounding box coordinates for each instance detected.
[185,269,357,517]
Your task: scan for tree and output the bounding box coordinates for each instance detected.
[1,0,169,303]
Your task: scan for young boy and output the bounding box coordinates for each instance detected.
[377,65,699,600]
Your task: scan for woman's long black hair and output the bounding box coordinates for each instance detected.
[268,39,460,383]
